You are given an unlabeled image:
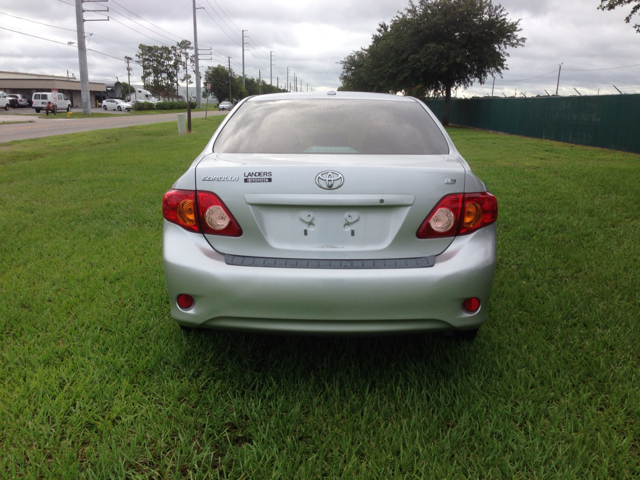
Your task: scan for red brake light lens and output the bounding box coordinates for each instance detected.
[162,189,242,236]
[417,192,497,239]
[163,190,199,232]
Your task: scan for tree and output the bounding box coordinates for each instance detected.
[598,0,640,32]
[175,40,196,94]
[136,44,175,94]
[203,65,245,102]
[338,0,525,125]
[121,82,135,97]
[338,49,386,92]
[135,41,195,97]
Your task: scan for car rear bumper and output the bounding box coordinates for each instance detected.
[163,221,496,334]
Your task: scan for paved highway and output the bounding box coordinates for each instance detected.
[0,108,227,143]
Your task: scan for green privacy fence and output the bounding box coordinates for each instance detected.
[425,94,640,154]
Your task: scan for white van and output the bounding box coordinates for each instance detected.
[32,92,71,113]
[0,91,9,110]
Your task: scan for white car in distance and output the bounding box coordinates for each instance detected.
[102,99,132,112]
[0,91,9,110]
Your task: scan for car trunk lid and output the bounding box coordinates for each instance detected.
[195,153,465,260]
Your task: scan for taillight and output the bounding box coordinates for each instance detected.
[162,189,242,236]
[163,190,199,232]
[196,191,242,236]
[417,192,497,239]
[459,193,498,235]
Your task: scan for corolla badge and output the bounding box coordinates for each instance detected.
[315,171,344,190]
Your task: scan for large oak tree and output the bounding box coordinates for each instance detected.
[339,0,525,125]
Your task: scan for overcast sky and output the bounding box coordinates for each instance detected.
[1,0,639,97]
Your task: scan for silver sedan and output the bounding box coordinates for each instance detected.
[162,92,497,339]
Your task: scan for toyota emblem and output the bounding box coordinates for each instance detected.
[315,171,344,190]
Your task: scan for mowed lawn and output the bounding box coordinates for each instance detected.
[0,119,638,478]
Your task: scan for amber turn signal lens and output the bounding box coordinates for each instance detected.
[463,202,483,229]
[177,199,196,226]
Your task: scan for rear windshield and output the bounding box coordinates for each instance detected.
[213,99,449,155]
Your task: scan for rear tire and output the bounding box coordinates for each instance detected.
[117,106,122,111]
[4,104,8,111]
[103,105,107,110]
[35,108,40,113]
[67,105,70,112]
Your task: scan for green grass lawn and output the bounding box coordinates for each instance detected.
[1,123,638,478]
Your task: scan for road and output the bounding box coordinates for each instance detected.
[0,108,227,143]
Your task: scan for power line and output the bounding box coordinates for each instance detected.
[57,0,172,46]
[208,0,242,33]
[199,6,241,46]
[498,70,557,83]
[0,25,123,61]
[564,63,640,72]
[0,10,136,50]
[105,6,178,44]
[110,0,184,42]
[0,25,72,47]
[202,0,241,41]
[0,11,76,32]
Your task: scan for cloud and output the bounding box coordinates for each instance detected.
[1,0,638,95]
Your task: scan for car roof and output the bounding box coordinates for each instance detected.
[245,91,418,104]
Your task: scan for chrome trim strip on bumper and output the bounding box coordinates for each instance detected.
[224,253,436,269]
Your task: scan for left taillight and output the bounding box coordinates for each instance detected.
[162,189,242,237]
[417,192,497,239]
[163,189,199,232]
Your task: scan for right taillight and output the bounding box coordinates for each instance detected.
[416,192,497,239]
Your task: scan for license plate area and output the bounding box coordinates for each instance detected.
[249,205,411,251]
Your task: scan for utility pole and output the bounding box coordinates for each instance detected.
[75,0,109,114]
[277,77,279,89]
[228,57,232,102]
[286,67,289,92]
[491,76,495,97]
[555,63,563,96]
[241,30,247,87]
[124,56,132,100]
[270,51,273,85]
[258,70,261,95]
[184,46,191,132]
[192,0,202,108]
